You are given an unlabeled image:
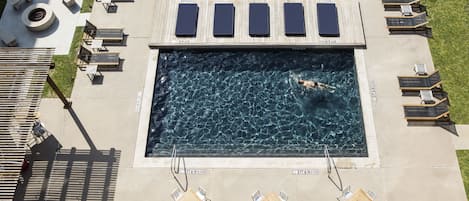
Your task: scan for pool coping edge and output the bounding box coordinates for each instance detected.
[133,49,381,169]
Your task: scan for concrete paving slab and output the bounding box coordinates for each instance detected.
[0,0,87,54]
[383,167,466,201]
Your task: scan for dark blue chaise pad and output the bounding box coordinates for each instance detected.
[214,4,235,37]
[284,3,306,36]
[249,3,270,37]
[317,3,340,37]
[175,4,199,37]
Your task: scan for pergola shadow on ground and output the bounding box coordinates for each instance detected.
[14,135,121,201]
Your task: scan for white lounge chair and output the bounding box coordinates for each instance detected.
[414,63,428,75]
[84,20,125,45]
[336,185,353,201]
[171,188,183,201]
[279,191,288,201]
[251,190,264,201]
[196,186,208,201]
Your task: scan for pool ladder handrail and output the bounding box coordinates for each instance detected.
[170,145,188,192]
[171,145,180,174]
[324,145,344,192]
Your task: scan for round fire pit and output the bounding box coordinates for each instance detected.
[22,3,56,32]
[28,8,47,21]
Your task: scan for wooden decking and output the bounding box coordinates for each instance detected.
[149,0,366,48]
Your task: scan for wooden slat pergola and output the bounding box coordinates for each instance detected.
[0,48,53,200]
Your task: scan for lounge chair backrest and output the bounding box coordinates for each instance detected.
[95,29,124,39]
[386,13,427,28]
[85,20,98,38]
[428,71,441,86]
[403,98,449,119]
[435,99,449,113]
[435,98,448,107]
[78,46,92,63]
[386,18,412,27]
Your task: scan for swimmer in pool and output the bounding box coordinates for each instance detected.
[298,80,335,90]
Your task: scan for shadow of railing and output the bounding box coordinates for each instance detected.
[14,136,121,201]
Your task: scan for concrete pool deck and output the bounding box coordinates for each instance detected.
[34,0,467,200]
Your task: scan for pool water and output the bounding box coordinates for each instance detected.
[146,49,367,157]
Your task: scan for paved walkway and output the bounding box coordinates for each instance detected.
[0,0,89,54]
[454,125,469,150]
[35,0,468,200]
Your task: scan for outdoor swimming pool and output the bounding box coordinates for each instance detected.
[146,49,367,157]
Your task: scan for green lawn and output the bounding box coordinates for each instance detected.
[457,150,469,200]
[423,0,469,123]
[81,0,94,13]
[42,27,83,98]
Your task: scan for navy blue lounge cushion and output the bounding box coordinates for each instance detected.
[317,3,340,37]
[214,4,235,37]
[284,3,306,36]
[175,4,199,37]
[249,3,270,37]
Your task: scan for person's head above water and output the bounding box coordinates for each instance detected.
[298,80,304,84]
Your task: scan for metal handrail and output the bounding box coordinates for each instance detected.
[170,145,188,192]
[325,145,344,192]
[170,145,179,174]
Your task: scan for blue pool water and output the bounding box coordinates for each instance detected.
[146,50,367,157]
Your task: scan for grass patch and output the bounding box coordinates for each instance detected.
[457,150,469,200]
[81,0,94,13]
[42,27,83,98]
[423,0,469,123]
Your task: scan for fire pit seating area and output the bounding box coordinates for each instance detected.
[21,3,56,32]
